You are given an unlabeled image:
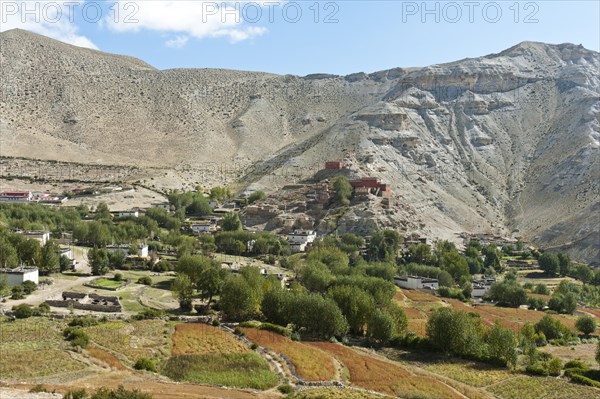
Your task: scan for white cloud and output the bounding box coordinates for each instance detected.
[0,1,98,49]
[165,35,189,48]
[104,1,269,46]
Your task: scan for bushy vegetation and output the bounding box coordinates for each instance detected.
[63,386,153,399]
[162,353,279,389]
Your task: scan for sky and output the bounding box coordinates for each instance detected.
[1,0,599,75]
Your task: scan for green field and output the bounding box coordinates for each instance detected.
[90,278,126,289]
[0,318,84,380]
[488,376,600,399]
[162,352,279,389]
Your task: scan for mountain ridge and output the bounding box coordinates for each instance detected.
[1,29,598,263]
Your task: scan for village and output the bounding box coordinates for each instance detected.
[1,160,599,399]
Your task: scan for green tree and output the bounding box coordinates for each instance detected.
[535,315,571,340]
[301,261,333,292]
[328,285,375,334]
[187,196,212,217]
[539,253,560,276]
[40,239,61,274]
[222,212,243,231]
[486,322,518,368]
[367,230,402,262]
[367,309,395,343]
[557,253,571,276]
[575,316,597,336]
[17,239,42,266]
[220,276,255,320]
[94,202,112,220]
[0,237,19,268]
[86,222,112,247]
[88,248,110,276]
[332,176,353,205]
[427,308,485,358]
[489,280,528,307]
[482,244,502,271]
[405,243,434,265]
[172,274,194,312]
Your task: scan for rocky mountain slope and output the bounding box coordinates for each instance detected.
[0,29,598,262]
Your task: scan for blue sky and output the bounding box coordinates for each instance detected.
[2,1,599,75]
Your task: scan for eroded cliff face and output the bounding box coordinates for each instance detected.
[1,30,598,262]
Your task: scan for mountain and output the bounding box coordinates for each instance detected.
[1,29,598,263]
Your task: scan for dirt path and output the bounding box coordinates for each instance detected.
[4,371,282,399]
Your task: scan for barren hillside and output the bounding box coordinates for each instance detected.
[0,29,598,262]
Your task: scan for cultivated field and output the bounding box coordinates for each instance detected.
[162,353,279,389]
[487,376,600,399]
[172,323,248,355]
[0,318,85,380]
[242,327,336,381]
[84,319,172,366]
[310,343,465,399]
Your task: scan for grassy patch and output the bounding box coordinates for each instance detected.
[172,323,248,355]
[90,278,126,289]
[162,353,279,389]
[242,327,336,381]
[84,320,172,366]
[310,343,464,399]
[425,361,516,387]
[0,318,84,380]
[487,376,600,399]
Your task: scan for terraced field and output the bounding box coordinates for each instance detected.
[0,318,85,380]
[310,343,465,399]
[172,323,248,355]
[487,376,600,399]
[241,327,336,381]
[84,319,173,366]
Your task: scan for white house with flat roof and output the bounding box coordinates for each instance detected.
[19,230,51,245]
[0,267,39,286]
[394,275,439,290]
[106,244,149,257]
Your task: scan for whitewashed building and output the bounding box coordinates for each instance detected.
[471,278,496,298]
[0,267,39,286]
[20,230,51,245]
[287,230,317,253]
[191,221,217,235]
[394,275,439,290]
[58,247,74,260]
[106,244,149,257]
[151,202,171,211]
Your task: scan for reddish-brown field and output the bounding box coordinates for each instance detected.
[88,345,127,370]
[241,328,335,381]
[309,343,465,399]
[402,289,440,302]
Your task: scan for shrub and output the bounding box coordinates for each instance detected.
[211,319,220,327]
[133,308,165,320]
[547,357,563,376]
[525,362,549,376]
[64,327,90,349]
[63,389,89,399]
[10,285,24,299]
[564,367,590,378]
[37,303,51,314]
[258,322,290,337]
[250,343,259,350]
[575,316,597,336]
[134,357,157,372]
[12,304,34,319]
[22,280,37,294]
[569,373,600,388]
[29,384,49,393]
[113,273,123,282]
[137,276,152,285]
[69,317,99,328]
[278,384,293,394]
[535,315,572,340]
[564,359,588,369]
